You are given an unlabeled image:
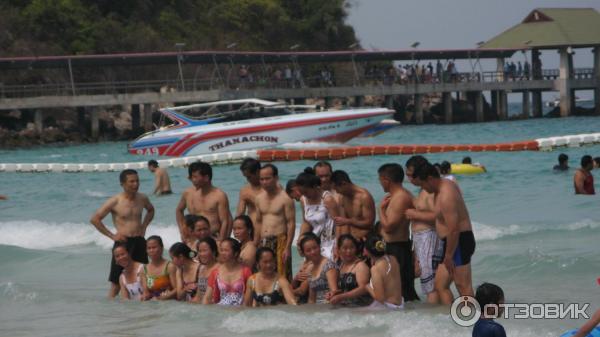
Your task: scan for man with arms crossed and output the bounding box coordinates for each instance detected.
[90,169,155,298]
[404,155,442,304]
[413,162,476,304]
[236,158,262,224]
[147,160,172,195]
[331,170,375,240]
[377,163,419,301]
[255,164,295,281]
[176,161,232,242]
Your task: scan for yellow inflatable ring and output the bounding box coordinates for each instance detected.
[450,164,486,175]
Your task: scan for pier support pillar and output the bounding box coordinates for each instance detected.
[77,107,86,132]
[34,110,43,133]
[532,91,543,117]
[491,90,497,115]
[131,104,141,130]
[594,47,600,114]
[559,48,574,117]
[496,90,507,120]
[354,96,365,107]
[532,49,541,80]
[91,108,99,140]
[143,104,153,132]
[415,94,424,124]
[384,95,394,109]
[324,97,334,109]
[522,91,530,118]
[443,92,452,124]
[475,92,484,122]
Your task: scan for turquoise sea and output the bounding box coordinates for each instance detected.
[1,112,599,337]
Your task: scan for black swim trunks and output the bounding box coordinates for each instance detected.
[385,240,420,302]
[440,230,476,267]
[108,236,148,284]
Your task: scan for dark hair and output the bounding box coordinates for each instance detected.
[169,242,196,259]
[558,153,568,164]
[221,238,242,257]
[378,163,404,183]
[148,160,159,168]
[313,161,333,172]
[331,170,352,186]
[594,157,600,166]
[234,214,254,240]
[581,155,593,168]
[337,234,359,252]
[285,179,298,196]
[440,161,451,175]
[184,214,198,230]
[197,237,219,258]
[462,156,472,164]
[365,233,386,257]
[147,235,164,248]
[405,155,429,170]
[412,161,440,180]
[240,158,261,174]
[296,170,321,189]
[475,282,504,316]
[255,246,276,265]
[260,163,278,177]
[192,215,210,230]
[299,232,321,253]
[188,161,212,180]
[119,169,138,183]
[113,242,130,253]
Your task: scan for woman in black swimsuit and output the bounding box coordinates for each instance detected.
[244,247,297,306]
[330,234,372,306]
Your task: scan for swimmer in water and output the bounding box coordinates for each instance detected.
[364,233,403,310]
[244,247,297,306]
[191,237,219,304]
[553,153,569,171]
[170,242,200,302]
[329,234,371,307]
[147,160,172,195]
[141,236,176,300]
[285,179,302,202]
[113,243,144,301]
[233,215,257,269]
[331,170,375,240]
[472,283,506,337]
[236,158,262,230]
[574,155,595,195]
[204,238,252,306]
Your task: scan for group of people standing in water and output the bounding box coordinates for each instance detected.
[90,155,477,309]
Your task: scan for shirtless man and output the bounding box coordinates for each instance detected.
[377,163,419,302]
[90,169,155,298]
[413,161,476,304]
[404,155,442,304]
[314,161,342,206]
[147,160,172,195]
[176,161,232,242]
[236,158,262,225]
[331,170,375,240]
[255,164,295,281]
[574,155,595,195]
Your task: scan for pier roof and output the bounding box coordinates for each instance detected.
[0,48,518,70]
[480,8,600,49]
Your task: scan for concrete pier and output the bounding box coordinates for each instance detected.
[77,107,86,132]
[131,104,141,130]
[34,110,43,133]
[415,94,424,124]
[559,48,574,117]
[532,91,543,117]
[354,95,365,107]
[143,104,153,131]
[496,90,508,120]
[522,91,530,118]
[384,95,394,109]
[475,92,484,122]
[91,108,99,139]
[443,92,452,124]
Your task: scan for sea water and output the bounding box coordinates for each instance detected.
[1,114,599,337]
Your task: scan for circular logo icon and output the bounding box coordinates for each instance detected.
[450,295,481,327]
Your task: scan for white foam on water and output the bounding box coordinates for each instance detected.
[0,220,181,250]
[0,282,38,302]
[84,189,108,198]
[472,219,600,241]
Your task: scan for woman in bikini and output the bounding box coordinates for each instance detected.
[301,232,339,304]
[203,238,252,306]
[232,215,256,269]
[244,247,296,307]
[329,234,371,306]
[363,233,404,310]
[114,243,144,301]
[141,235,177,300]
[170,242,200,302]
[192,237,219,304]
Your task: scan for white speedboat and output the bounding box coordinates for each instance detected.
[128,99,394,157]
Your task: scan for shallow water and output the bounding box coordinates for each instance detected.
[1,114,599,337]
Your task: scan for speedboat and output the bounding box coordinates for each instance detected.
[128,99,395,157]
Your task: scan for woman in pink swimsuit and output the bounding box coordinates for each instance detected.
[204,238,252,306]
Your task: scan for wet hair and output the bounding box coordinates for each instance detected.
[378,163,404,183]
[433,162,441,173]
[337,234,359,252]
[260,163,278,177]
[233,214,254,240]
[240,158,261,174]
[197,237,219,258]
[221,238,242,257]
[462,156,472,164]
[558,153,568,164]
[296,168,321,188]
[405,155,429,170]
[331,170,352,186]
[440,161,451,175]
[112,242,130,253]
[365,233,386,257]
[313,161,333,172]
[255,246,276,265]
[147,235,164,248]
[475,282,504,315]
[594,157,600,167]
[169,242,196,259]
[285,179,298,196]
[188,161,212,180]
[148,160,158,168]
[184,214,209,231]
[581,155,593,168]
[299,232,321,253]
[412,161,440,180]
[119,169,138,183]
